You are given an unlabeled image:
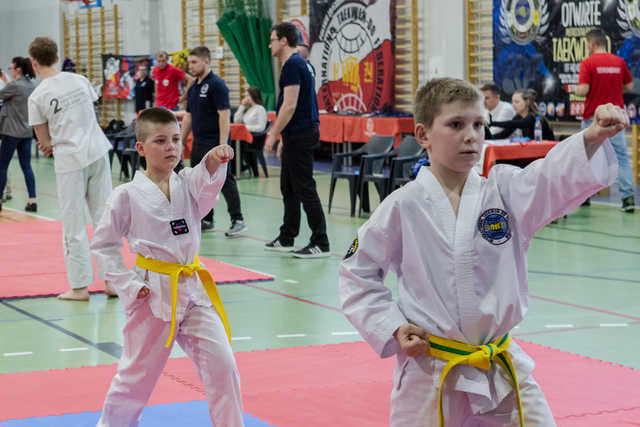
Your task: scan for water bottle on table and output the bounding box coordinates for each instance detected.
[534,116,543,142]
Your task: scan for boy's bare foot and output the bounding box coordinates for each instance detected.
[104,281,118,297]
[58,288,90,301]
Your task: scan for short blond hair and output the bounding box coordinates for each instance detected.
[136,108,179,142]
[414,78,482,128]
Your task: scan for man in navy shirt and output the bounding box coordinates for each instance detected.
[265,22,329,258]
[180,46,247,236]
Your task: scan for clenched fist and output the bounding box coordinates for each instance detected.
[394,323,430,358]
[209,144,234,163]
[584,103,629,145]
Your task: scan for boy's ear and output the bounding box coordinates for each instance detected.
[414,123,430,151]
[135,140,145,157]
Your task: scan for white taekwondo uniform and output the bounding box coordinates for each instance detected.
[28,72,112,288]
[339,132,617,427]
[91,161,243,427]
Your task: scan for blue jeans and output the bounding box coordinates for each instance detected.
[0,134,36,199]
[581,118,635,199]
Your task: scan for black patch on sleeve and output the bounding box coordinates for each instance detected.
[344,237,359,259]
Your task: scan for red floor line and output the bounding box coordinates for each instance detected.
[238,281,342,313]
[530,294,640,321]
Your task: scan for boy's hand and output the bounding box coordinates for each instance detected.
[209,144,234,163]
[584,103,629,145]
[137,286,150,299]
[394,323,429,357]
[38,140,53,157]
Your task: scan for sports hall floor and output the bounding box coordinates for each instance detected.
[0,150,639,426]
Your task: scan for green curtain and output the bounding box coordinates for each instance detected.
[217,0,275,110]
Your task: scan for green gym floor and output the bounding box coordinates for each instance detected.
[1,152,639,378]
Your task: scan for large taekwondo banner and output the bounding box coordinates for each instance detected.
[493,0,640,121]
[309,0,394,114]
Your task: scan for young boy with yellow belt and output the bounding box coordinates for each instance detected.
[338,78,623,426]
[91,108,243,426]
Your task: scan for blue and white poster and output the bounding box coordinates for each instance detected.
[493,0,640,121]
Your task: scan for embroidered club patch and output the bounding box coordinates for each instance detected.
[344,237,359,259]
[170,219,189,236]
[477,209,511,245]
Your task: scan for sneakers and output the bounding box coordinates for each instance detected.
[201,219,214,231]
[225,220,247,237]
[292,244,331,259]
[25,202,37,212]
[264,237,294,252]
[621,196,635,213]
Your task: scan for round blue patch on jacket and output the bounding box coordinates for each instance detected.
[477,209,511,245]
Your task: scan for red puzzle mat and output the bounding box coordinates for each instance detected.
[1,340,639,426]
[0,221,273,299]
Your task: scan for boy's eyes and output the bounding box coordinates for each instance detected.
[447,120,485,129]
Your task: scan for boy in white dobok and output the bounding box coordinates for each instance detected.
[28,36,114,300]
[91,108,243,426]
[339,78,623,426]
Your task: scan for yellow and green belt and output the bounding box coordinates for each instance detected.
[428,332,524,427]
[135,253,231,348]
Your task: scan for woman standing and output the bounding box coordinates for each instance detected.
[0,56,37,211]
[489,88,555,141]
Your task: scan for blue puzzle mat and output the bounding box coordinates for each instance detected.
[1,400,274,426]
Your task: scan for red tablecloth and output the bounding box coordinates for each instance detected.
[482,141,557,177]
[267,112,414,145]
[342,116,414,145]
[230,123,253,143]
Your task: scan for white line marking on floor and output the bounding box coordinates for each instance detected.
[599,323,629,327]
[231,336,252,341]
[277,333,306,338]
[3,351,33,357]
[284,279,299,284]
[59,347,89,352]
[513,326,521,329]
[331,331,359,336]
[544,324,574,328]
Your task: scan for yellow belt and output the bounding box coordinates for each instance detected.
[428,332,524,427]
[135,254,231,348]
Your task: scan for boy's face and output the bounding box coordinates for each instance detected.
[415,99,485,174]
[136,122,182,174]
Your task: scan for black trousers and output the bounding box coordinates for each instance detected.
[279,128,329,249]
[190,143,243,223]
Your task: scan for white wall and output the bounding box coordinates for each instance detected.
[422,0,466,81]
[1,0,468,84]
[0,0,61,73]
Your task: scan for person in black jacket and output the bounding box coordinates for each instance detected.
[489,89,555,141]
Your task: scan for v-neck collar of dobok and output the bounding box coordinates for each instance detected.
[416,167,481,243]
[133,171,175,206]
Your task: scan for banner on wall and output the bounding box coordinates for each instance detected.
[493,0,640,122]
[309,0,394,114]
[102,55,151,100]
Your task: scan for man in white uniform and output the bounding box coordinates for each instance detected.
[339,78,621,426]
[91,108,243,426]
[481,82,515,138]
[28,37,114,301]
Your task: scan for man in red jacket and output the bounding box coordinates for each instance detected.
[152,50,192,111]
[576,29,635,213]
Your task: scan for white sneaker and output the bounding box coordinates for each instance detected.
[264,237,294,252]
[225,220,247,237]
